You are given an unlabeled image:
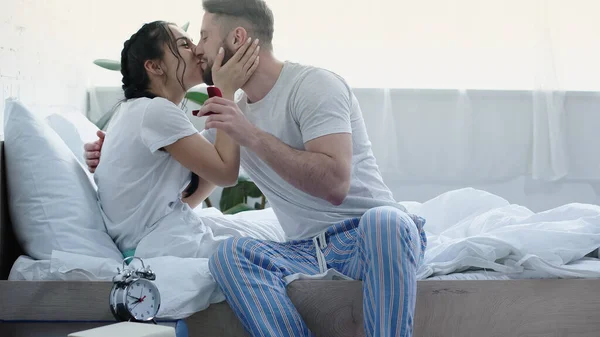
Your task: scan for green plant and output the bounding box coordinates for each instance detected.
[219,174,267,214]
[92,21,266,213]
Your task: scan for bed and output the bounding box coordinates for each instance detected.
[2,99,600,337]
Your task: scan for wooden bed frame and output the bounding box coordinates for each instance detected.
[1,139,600,336]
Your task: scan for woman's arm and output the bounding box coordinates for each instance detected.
[165,38,259,186]
[164,91,240,186]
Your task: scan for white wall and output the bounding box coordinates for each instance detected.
[4,0,599,126]
[3,1,599,126]
[0,0,205,137]
[268,0,600,91]
[1,0,91,133]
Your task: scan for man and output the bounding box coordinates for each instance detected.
[85,0,427,335]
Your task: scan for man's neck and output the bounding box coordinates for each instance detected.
[241,53,284,104]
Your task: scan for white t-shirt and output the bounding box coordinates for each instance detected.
[94,97,198,251]
[202,61,405,240]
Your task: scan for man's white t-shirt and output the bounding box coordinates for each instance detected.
[94,97,198,251]
[202,61,404,240]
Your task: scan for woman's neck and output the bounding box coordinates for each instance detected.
[148,82,185,105]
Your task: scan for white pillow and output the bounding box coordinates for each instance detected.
[45,111,100,187]
[45,111,100,168]
[3,98,123,261]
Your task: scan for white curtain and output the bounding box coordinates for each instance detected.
[531,0,567,181]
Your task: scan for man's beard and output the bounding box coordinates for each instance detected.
[203,45,235,86]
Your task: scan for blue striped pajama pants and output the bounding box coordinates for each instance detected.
[208,206,427,337]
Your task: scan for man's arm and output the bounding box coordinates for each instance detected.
[84,130,105,172]
[209,69,355,205]
[247,131,352,205]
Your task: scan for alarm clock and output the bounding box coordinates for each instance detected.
[109,256,161,323]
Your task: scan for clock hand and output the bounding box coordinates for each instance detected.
[128,295,141,301]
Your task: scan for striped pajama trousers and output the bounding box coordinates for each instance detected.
[208,206,427,337]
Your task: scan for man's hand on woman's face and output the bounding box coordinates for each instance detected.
[84,130,105,173]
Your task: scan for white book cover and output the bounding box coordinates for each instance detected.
[68,322,175,337]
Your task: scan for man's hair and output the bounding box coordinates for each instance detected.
[202,0,274,51]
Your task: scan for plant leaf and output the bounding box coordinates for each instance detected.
[181,21,190,32]
[220,184,246,211]
[223,203,253,215]
[94,59,121,71]
[243,181,263,198]
[185,92,209,105]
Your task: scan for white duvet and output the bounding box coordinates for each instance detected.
[9,188,600,319]
[404,188,600,279]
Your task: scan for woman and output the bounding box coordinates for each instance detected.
[93,20,261,255]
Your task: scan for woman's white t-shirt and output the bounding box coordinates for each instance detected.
[94,97,199,252]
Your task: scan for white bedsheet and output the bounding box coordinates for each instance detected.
[9,188,600,319]
[426,257,600,281]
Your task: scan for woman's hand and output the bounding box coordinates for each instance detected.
[211,38,260,96]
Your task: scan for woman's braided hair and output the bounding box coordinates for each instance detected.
[120,21,199,198]
[121,22,162,99]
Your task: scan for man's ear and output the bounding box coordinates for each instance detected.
[230,27,249,49]
[144,59,164,76]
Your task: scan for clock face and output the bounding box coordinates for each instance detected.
[125,279,160,321]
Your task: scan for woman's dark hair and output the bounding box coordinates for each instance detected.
[120,20,188,99]
[120,20,199,198]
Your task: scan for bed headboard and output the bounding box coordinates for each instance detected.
[0,141,23,280]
